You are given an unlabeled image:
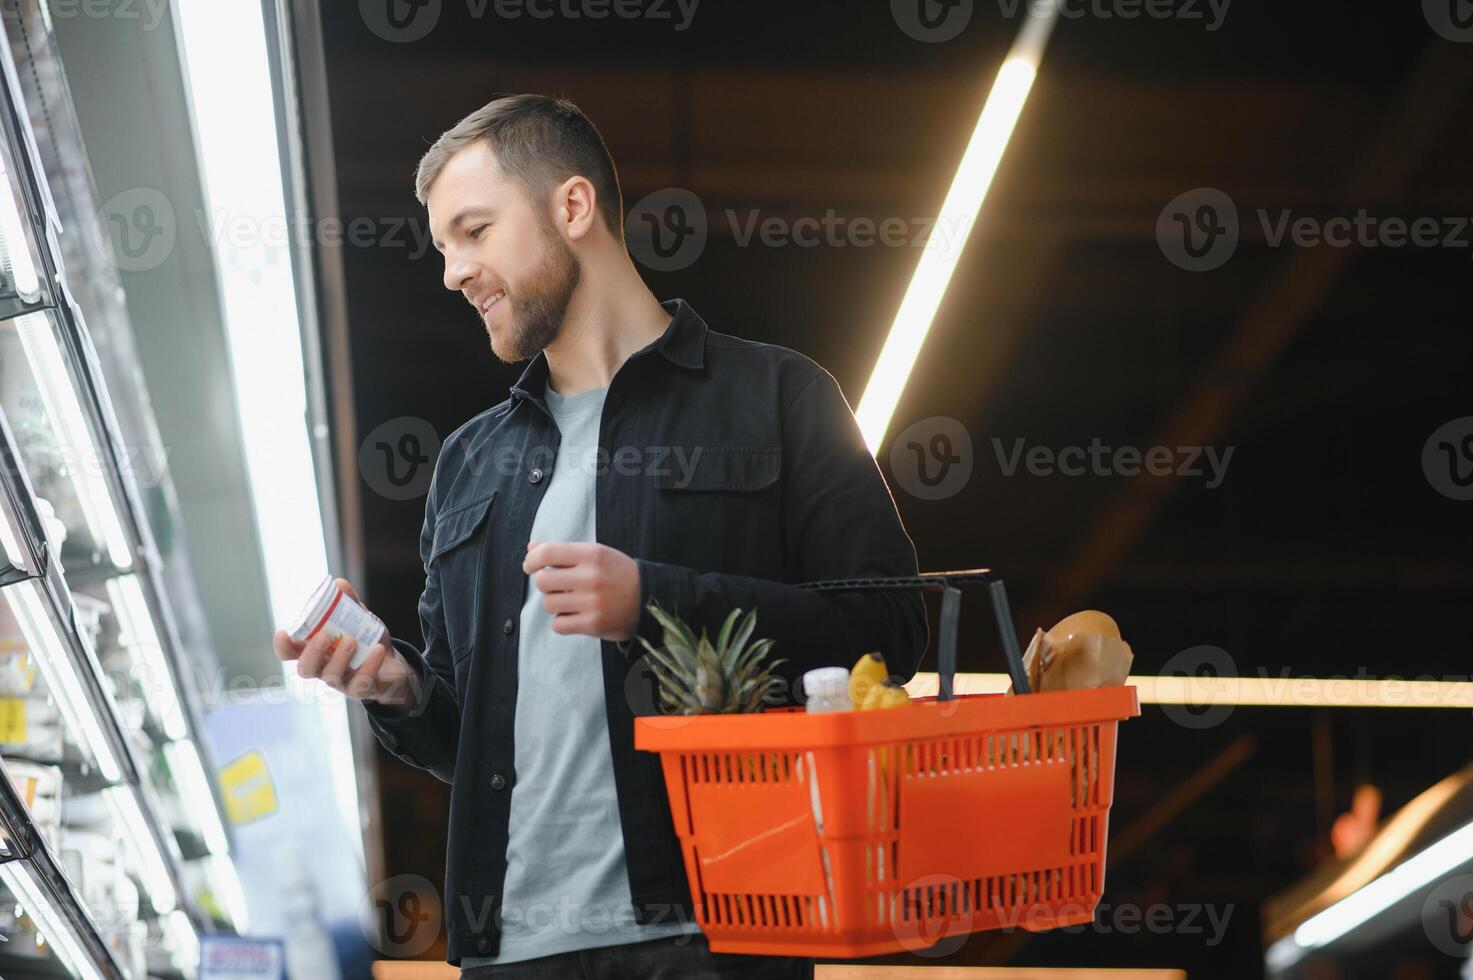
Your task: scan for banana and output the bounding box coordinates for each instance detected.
[860,682,911,711]
[848,652,888,707]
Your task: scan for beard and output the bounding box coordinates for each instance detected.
[487,222,581,363]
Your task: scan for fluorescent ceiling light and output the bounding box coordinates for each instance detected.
[172,0,364,872]
[1293,821,1473,949]
[855,10,1057,453]
[4,579,122,781]
[0,859,107,980]
[162,739,229,856]
[13,313,133,569]
[104,785,179,915]
[906,672,1473,709]
[106,574,189,740]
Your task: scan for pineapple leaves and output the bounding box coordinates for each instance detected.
[637,598,783,715]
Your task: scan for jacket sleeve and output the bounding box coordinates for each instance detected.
[360,465,463,784]
[622,366,929,693]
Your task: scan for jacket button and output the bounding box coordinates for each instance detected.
[476,938,492,954]
[502,618,515,634]
[491,774,507,791]
[528,467,543,484]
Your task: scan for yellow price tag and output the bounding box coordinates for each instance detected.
[218,750,278,825]
[0,699,27,744]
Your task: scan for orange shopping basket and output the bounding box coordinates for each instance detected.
[634,569,1140,958]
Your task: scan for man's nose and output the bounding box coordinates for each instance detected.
[443,254,478,293]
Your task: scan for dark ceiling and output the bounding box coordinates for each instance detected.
[312,1,1473,974]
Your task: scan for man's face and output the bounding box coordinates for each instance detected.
[428,141,580,363]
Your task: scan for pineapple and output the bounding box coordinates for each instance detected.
[637,599,786,715]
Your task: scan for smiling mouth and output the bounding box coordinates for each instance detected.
[477,289,506,320]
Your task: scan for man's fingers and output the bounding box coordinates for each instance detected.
[295,631,335,679]
[542,591,581,616]
[550,612,593,635]
[319,636,359,691]
[273,629,304,662]
[344,644,388,700]
[523,541,588,574]
[335,577,360,602]
[531,566,583,594]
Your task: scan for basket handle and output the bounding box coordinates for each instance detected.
[791,569,1030,699]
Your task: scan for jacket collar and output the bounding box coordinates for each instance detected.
[509,298,706,406]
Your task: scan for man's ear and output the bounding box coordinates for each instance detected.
[555,175,598,242]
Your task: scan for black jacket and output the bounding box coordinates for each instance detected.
[363,298,928,963]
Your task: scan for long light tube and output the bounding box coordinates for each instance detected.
[855,9,1057,453]
[104,785,179,915]
[13,313,133,569]
[162,739,229,856]
[906,672,1473,709]
[0,859,107,980]
[1284,822,1473,955]
[171,0,365,869]
[106,574,189,740]
[4,579,122,781]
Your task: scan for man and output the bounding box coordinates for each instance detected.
[274,94,927,977]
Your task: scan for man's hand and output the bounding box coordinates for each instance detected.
[272,578,420,711]
[522,541,640,641]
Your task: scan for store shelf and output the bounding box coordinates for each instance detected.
[0,8,243,978]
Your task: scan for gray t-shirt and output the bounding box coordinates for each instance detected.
[461,381,698,967]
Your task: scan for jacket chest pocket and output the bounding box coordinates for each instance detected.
[429,489,497,661]
[654,446,782,575]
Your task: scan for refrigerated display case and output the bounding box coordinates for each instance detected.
[0,9,241,979]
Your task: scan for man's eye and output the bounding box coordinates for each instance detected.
[469,224,489,240]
